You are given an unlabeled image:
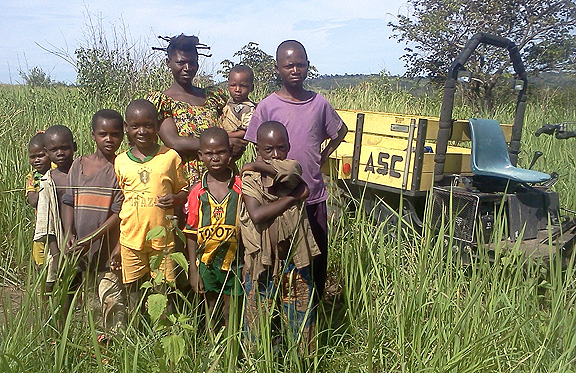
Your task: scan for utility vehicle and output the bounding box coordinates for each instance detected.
[325,33,576,260]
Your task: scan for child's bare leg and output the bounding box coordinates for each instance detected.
[61,272,82,327]
[125,275,150,327]
[205,291,219,330]
[221,294,231,328]
[44,237,58,299]
[281,265,316,354]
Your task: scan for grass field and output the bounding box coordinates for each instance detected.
[2,82,576,372]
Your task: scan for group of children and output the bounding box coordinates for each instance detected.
[26,39,347,347]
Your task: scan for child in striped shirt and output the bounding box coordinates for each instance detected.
[62,109,126,336]
[184,127,243,328]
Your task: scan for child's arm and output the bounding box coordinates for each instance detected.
[320,123,349,166]
[26,173,40,207]
[229,133,247,159]
[110,242,121,271]
[243,182,309,225]
[158,117,201,157]
[241,161,277,177]
[156,190,188,210]
[27,192,40,208]
[186,233,204,293]
[70,213,120,256]
[228,129,246,139]
[62,202,76,251]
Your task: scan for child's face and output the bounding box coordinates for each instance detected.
[275,47,309,89]
[125,110,158,150]
[92,118,124,158]
[199,139,232,174]
[28,144,51,174]
[166,50,199,85]
[257,131,290,161]
[44,134,75,170]
[228,71,253,103]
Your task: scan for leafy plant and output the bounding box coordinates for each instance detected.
[19,67,54,88]
[142,215,194,371]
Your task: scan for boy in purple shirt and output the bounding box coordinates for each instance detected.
[245,40,348,297]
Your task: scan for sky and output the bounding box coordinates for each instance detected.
[1,0,412,85]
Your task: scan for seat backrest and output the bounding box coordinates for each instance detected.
[468,118,512,173]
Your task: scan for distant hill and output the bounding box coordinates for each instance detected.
[529,72,576,89]
[307,74,376,90]
[307,72,576,93]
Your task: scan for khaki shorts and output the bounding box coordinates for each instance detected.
[32,241,45,265]
[120,245,177,284]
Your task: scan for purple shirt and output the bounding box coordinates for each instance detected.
[245,92,343,205]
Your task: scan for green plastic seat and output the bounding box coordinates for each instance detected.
[468,118,550,183]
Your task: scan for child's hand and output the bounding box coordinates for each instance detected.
[64,235,89,256]
[242,161,277,176]
[66,241,90,257]
[290,182,310,201]
[229,137,247,159]
[65,235,77,252]
[109,244,122,271]
[157,194,176,209]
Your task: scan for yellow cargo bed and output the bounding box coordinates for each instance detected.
[325,109,511,195]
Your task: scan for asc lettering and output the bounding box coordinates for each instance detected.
[365,152,402,178]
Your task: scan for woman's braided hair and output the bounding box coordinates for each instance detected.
[152,34,211,58]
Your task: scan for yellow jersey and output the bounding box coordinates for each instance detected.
[114,145,187,251]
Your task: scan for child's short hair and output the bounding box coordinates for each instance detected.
[256,121,289,143]
[166,34,200,58]
[230,65,254,83]
[44,125,74,143]
[125,99,158,120]
[199,127,230,149]
[28,132,45,150]
[92,109,124,131]
[276,40,308,61]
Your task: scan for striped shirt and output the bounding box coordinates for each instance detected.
[64,157,123,271]
[184,172,242,271]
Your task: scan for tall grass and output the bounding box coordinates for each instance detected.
[2,84,576,371]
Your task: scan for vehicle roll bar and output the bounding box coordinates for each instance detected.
[433,32,528,185]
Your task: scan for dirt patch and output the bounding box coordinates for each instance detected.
[0,285,25,323]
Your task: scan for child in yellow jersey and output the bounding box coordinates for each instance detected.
[114,99,188,312]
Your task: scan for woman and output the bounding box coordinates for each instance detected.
[148,34,245,185]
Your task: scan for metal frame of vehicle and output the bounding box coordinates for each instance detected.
[325,32,576,258]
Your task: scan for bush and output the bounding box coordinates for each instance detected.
[19,66,54,88]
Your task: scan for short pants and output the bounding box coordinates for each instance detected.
[199,262,243,296]
[32,241,45,265]
[120,245,177,284]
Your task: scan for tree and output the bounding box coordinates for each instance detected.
[218,42,278,95]
[389,0,576,112]
[19,66,54,87]
[219,42,320,97]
